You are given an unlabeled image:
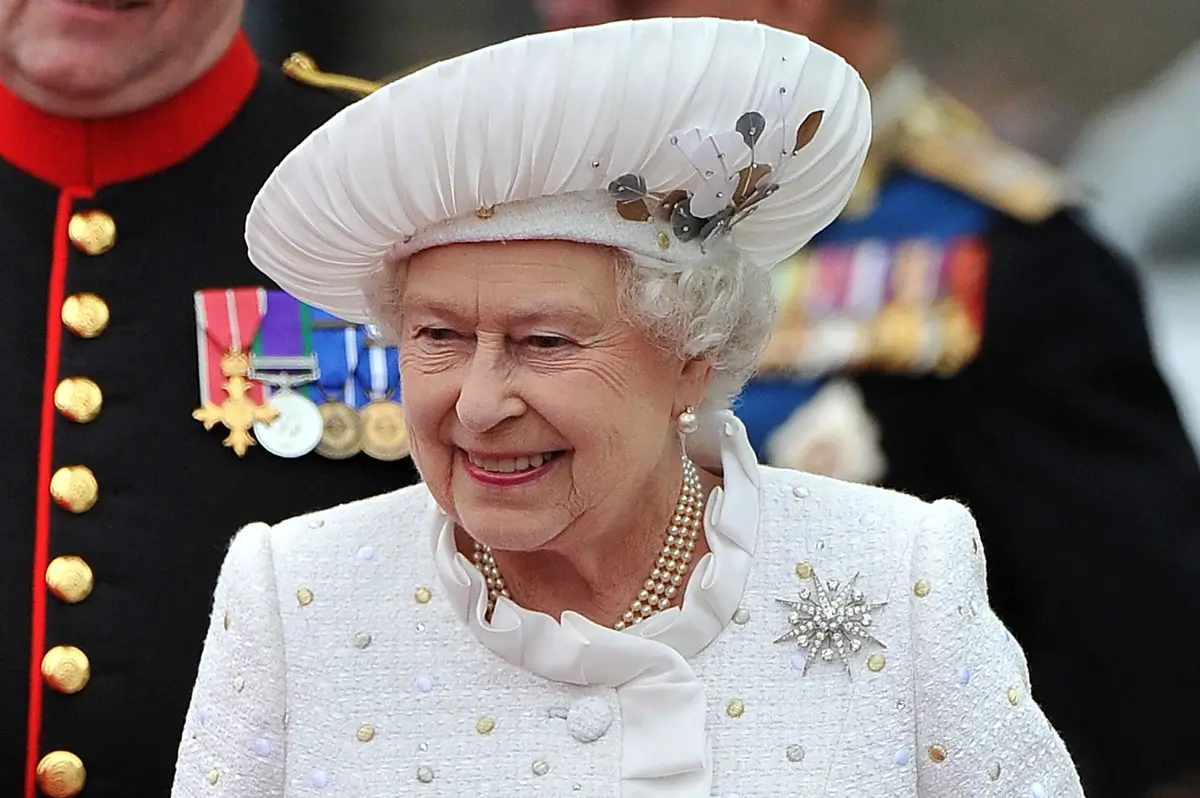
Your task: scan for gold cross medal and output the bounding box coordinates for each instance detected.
[192,288,278,457]
[193,288,328,458]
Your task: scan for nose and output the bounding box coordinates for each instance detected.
[455,344,525,433]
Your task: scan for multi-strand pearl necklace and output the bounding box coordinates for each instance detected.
[472,455,706,630]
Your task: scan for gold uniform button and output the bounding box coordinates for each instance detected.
[61,293,110,338]
[36,750,86,798]
[67,210,116,255]
[41,645,91,694]
[54,378,103,423]
[49,466,98,514]
[45,556,94,603]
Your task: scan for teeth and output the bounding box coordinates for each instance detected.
[469,451,556,473]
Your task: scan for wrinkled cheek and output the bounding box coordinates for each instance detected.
[410,436,457,513]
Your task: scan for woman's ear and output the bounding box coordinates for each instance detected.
[676,357,715,411]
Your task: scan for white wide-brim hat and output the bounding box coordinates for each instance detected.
[246,17,872,324]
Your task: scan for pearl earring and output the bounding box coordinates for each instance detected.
[677,405,699,435]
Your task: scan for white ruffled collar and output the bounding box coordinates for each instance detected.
[428,410,761,798]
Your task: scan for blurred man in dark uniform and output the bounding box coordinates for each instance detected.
[0,2,415,797]
[537,1,1200,796]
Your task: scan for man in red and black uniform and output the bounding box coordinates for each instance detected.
[0,2,418,797]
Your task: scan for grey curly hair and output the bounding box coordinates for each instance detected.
[365,239,776,414]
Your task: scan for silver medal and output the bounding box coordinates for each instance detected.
[249,355,325,459]
[253,390,325,458]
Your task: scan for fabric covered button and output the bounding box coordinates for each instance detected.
[566,696,612,743]
[308,770,330,788]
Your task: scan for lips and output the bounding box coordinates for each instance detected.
[466,451,562,474]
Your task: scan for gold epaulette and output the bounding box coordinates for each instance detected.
[894,88,1083,224]
[282,53,384,99]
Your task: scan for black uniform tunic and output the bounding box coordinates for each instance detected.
[0,31,420,798]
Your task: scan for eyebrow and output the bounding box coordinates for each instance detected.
[402,295,602,329]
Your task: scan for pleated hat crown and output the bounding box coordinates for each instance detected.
[246,17,872,323]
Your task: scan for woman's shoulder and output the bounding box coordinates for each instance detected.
[751,465,984,575]
[228,482,435,566]
[755,464,936,527]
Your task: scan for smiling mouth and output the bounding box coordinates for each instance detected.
[466,451,564,474]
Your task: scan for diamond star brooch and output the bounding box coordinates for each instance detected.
[775,569,887,675]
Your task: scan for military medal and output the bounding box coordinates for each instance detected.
[244,292,330,458]
[355,339,409,461]
[316,400,364,459]
[359,397,409,460]
[249,356,324,459]
[310,309,369,459]
[193,288,275,457]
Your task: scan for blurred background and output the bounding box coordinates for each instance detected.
[244,0,1200,447]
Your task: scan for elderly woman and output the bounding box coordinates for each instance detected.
[170,17,1083,798]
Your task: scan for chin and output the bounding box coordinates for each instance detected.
[457,506,563,553]
[17,48,135,98]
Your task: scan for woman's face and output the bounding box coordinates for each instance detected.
[398,240,711,553]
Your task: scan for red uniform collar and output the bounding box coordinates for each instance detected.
[0,30,260,189]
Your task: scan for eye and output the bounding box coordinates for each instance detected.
[526,335,570,349]
[416,327,458,341]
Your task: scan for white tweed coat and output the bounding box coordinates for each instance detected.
[171,413,1083,797]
